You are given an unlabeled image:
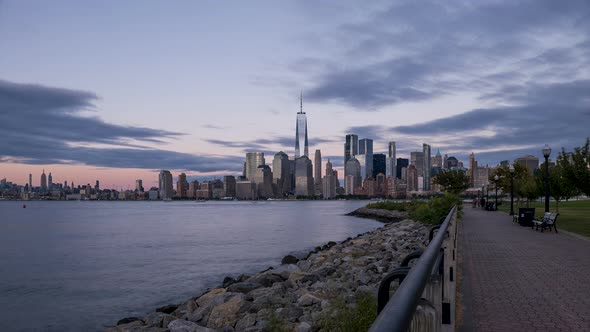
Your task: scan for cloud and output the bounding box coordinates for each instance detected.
[299,0,590,109]
[0,80,243,173]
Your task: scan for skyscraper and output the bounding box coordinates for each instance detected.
[253,165,274,198]
[344,157,361,194]
[344,134,358,163]
[386,141,397,179]
[469,152,477,187]
[322,159,337,199]
[410,152,425,178]
[407,164,418,192]
[48,172,53,190]
[28,173,32,192]
[314,149,322,195]
[40,169,47,191]
[423,143,431,191]
[136,179,144,192]
[373,153,386,177]
[358,138,374,179]
[396,158,409,179]
[177,173,188,198]
[223,175,236,198]
[295,156,314,196]
[433,149,442,168]
[294,93,309,158]
[245,152,265,180]
[272,151,291,195]
[159,170,173,200]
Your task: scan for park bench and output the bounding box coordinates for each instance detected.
[532,213,559,233]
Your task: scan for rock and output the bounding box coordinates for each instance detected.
[190,292,235,325]
[271,264,301,279]
[222,276,237,288]
[248,272,283,287]
[297,293,320,306]
[296,260,311,272]
[300,273,320,284]
[117,317,142,325]
[196,288,227,307]
[156,304,178,314]
[277,306,303,322]
[145,312,176,328]
[281,254,299,265]
[226,282,263,294]
[111,320,145,331]
[235,313,257,330]
[168,319,217,332]
[207,294,246,329]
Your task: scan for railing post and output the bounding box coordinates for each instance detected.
[441,210,458,331]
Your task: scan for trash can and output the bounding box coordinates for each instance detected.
[517,208,535,227]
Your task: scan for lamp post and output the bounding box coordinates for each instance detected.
[543,144,551,213]
[509,164,515,216]
[494,174,499,210]
[486,184,489,209]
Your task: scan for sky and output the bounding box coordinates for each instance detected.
[1,0,589,188]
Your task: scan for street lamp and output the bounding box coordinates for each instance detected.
[543,144,551,213]
[509,164,515,216]
[494,174,499,210]
[486,184,489,209]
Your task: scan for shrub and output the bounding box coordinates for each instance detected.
[318,292,377,332]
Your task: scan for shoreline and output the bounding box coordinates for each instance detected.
[106,208,428,332]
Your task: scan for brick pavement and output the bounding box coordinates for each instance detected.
[458,208,590,332]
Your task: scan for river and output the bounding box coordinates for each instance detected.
[0,200,381,332]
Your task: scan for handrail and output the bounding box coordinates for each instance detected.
[369,205,457,332]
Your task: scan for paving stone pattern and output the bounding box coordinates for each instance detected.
[459,208,590,332]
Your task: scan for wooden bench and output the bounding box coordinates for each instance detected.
[532,213,559,233]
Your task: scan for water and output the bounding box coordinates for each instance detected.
[0,200,381,332]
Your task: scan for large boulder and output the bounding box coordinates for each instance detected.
[226,282,263,294]
[156,304,178,314]
[207,294,246,330]
[248,272,283,287]
[168,319,217,332]
[297,293,320,306]
[281,254,299,265]
[144,312,176,328]
[117,317,143,325]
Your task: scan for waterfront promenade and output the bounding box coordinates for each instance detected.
[458,208,590,331]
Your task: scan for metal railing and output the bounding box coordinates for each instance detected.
[370,206,458,332]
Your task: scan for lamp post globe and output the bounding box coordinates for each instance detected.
[494,175,499,210]
[509,165,515,216]
[543,144,551,213]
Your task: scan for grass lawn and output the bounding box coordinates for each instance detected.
[496,199,590,238]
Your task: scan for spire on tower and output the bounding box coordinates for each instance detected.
[299,91,303,114]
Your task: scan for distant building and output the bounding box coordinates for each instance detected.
[344,157,361,194]
[245,152,265,180]
[344,134,359,163]
[148,189,158,200]
[40,169,47,191]
[410,152,424,178]
[28,173,32,192]
[373,153,386,178]
[158,170,173,199]
[188,180,199,198]
[48,172,53,190]
[314,149,322,195]
[177,173,188,198]
[295,156,314,197]
[446,156,459,169]
[407,165,418,192]
[322,159,337,199]
[236,181,257,200]
[358,138,374,179]
[375,173,386,196]
[396,158,409,179]
[196,182,212,199]
[432,149,442,168]
[386,142,396,179]
[423,143,431,191]
[294,93,309,158]
[253,165,274,198]
[272,151,291,195]
[136,179,144,192]
[223,175,236,198]
[469,152,477,187]
[515,155,539,175]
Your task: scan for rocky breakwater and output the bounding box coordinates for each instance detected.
[107,212,429,332]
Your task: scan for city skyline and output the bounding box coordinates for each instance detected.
[1,1,589,187]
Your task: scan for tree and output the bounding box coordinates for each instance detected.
[433,169,470,194]
[545,163,578,212]
[518,176,540,207]
[489,163,530,206]
[559,138,590,196]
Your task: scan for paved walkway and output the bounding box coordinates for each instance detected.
[458,208,590,332]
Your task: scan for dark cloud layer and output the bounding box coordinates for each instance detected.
[0,80,242,173]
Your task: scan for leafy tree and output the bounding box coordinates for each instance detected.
[559,138,590,196]
[546,163,578,212]
[518,176,540,207]
[433,169,470,194]
[489,163,530,206]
